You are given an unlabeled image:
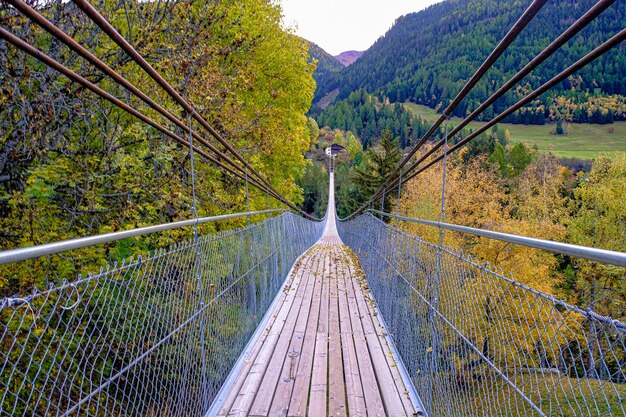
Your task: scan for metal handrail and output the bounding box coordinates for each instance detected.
[0,209,285,265]
[366,210,626,267]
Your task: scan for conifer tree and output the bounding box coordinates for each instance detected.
[352,129,401,213]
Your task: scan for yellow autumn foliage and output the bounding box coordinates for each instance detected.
[396,148,567,296]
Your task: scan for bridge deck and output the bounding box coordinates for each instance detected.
[215,175,419,417]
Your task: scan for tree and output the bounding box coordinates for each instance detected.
[567,153,626,320]
[556,119,564,135]
[345,131,363,161]
[0,0,316,296]
[509,143,533,176]
[297,162,328,217]
[488,143,534,178]
[488,144,508,177]
[334,131,345,147]
[306,117,320,145]
[352,130,401,213]
[513,154,571,224]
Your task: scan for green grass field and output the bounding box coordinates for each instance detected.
[404,103,626,159]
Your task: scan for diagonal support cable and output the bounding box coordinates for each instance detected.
[71,0,287,206]
[396,28,626,189]
[345,0,549,219]
[0,25,317,218]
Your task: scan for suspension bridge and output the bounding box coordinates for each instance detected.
[1,0,625,416]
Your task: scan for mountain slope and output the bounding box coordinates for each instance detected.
[335,50,363,66]
[306,41,343,102]
[316,0,626,121]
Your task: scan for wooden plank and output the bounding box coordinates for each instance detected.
[226,254,314,417]
[268,247,325,417]
[217,250,316,417]
[377,318,417,416]
[342,248,386,417]
[307,248,331,417]
[248,251,319,416]
[348,256,408,417]
[328,248,347,417]
[287,247,325,417]
[217,256,309,416]
[336,253,367,417]
[217,311,274,416]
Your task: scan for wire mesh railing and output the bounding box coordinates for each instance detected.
[338,213,625,417]
[0,212,324,417]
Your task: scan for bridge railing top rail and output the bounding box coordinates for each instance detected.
[339,209,625,417]
[0,209,286,266]
[345,211,626,331]
[366,209,626,268]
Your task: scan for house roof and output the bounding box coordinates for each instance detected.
[330,143,346,154]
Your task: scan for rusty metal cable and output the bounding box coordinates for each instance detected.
[366,0,618,205]
[0,26,304,215]
[346,0,548,218]
[71,0,284,203]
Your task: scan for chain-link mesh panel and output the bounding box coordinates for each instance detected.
[338,213,625,417]
[0,213,324,417]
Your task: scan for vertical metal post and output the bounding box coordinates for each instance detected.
[396,170,402,216]
[429,119,449,414]
[437,121,449,263]
[188,113,208,409]
[245,170,251,225]
[381,190,385,220]
[188,114,199,233]
[438,125,449,245]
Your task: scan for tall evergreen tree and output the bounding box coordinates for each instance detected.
[352,130,402,213]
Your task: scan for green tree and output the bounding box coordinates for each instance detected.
[297,162,328,217]
[334,131,345,147]
[567,153,626,320]
[509,143,533,176]
[556,119,564,135]
[488,143,534,178]
[488,143,508,177]
[345,131,363,161]
[306,117,320,145]
[352,129,401,213]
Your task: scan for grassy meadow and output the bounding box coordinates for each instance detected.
[405,103,626,159]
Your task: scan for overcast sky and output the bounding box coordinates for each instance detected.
[280,0,444,56]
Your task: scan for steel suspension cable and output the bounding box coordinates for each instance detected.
[0,26,294,212]
[346,0,548,218]
[71,0,287,207]
[368,0,617,201]
[4,0,265,185]
[391,29,626,190]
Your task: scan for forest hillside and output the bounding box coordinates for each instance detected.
[314,0,626,123]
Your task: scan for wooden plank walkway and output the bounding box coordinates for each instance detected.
[215,175,420,417]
